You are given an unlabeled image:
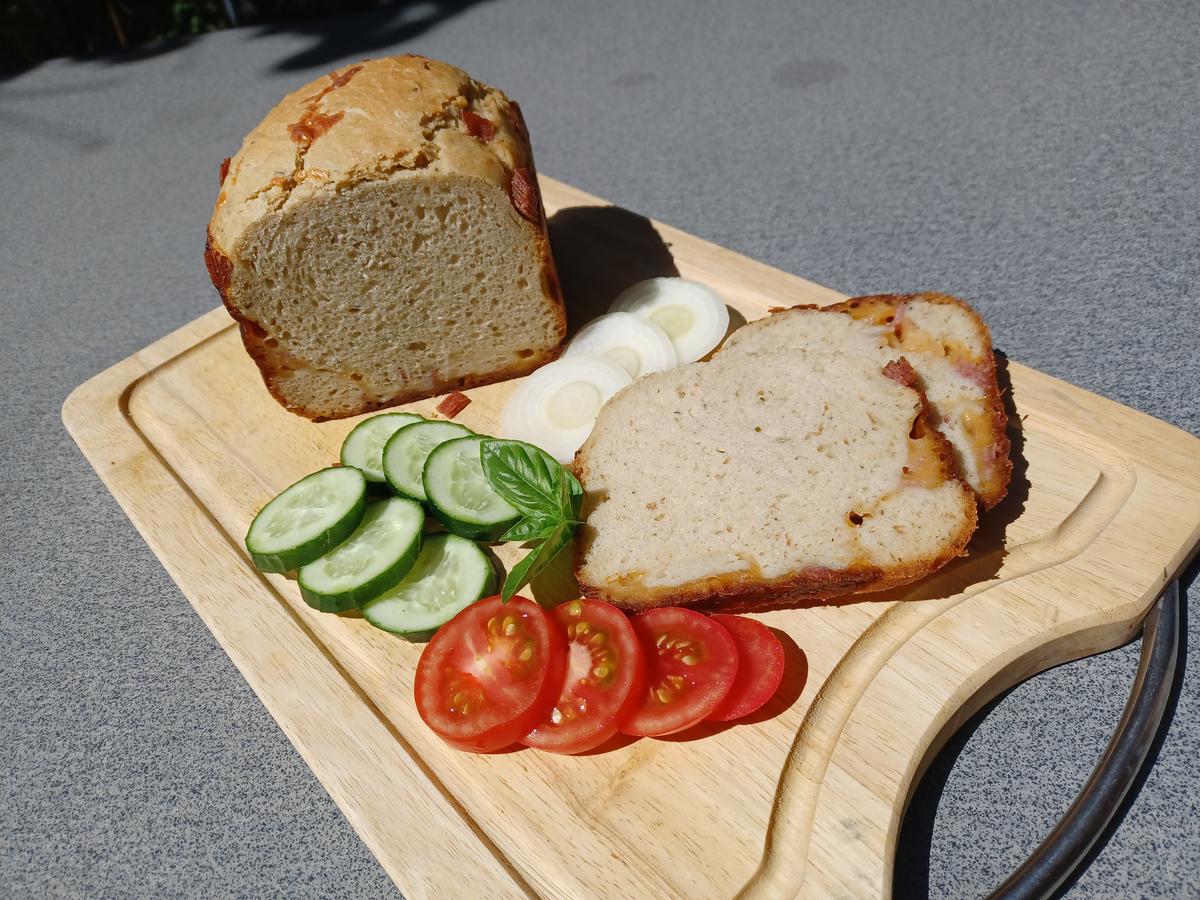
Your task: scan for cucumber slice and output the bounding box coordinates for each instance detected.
[245,467,366,573]
[340,413,424,482]
[423,435,520,540]
[382,420,473,500]
[362,534,497,640]
[298,497,424,612]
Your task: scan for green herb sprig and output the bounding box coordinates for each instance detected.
[479,439,583,602]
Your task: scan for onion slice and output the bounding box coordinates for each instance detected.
[563,312,678,378]
[609,277,730,363]
[500,357,633,463]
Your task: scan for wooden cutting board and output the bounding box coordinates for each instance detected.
[64,178,1200,899]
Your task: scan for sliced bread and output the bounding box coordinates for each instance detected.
[720,293,1011,508]
[573,351,978,611]
[205,55,566,421]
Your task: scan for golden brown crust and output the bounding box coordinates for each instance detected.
[578,562,887,611]
[777,292,1011,509]
[573,361,978,612]
[209,55,537,252]
[202,230,232,304]
[203,55,567,421]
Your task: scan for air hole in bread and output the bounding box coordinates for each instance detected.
[411,234,426,252]
[516,277,528,289]
[414,206,426,220]
[350,373,363,381]
[408,341,427,351]
[434,204,451,224]
[847,512,864,526]
[517,348,534,358]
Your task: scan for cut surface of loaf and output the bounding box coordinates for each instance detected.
[574,351,978,611]
[205,55,566,420]
[720,294,1011,508]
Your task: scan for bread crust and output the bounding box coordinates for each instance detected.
[204,55,566,420]
[573,359,978,612]
[836,293,1011,509]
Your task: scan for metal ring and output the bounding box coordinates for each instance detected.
[987,580,1181,900]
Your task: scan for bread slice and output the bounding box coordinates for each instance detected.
[204,55,566,421]
[574,351,978,611]
[720,294,1011,508]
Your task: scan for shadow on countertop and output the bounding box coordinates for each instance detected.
[256,1,492,72]
[0,2,489,154]
[1,2,490,78]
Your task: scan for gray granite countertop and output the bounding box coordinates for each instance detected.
[2,0,1197,896]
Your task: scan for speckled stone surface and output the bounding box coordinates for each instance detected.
[1,0,1197,896]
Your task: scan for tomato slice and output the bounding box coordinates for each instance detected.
[706,615,785,721]
[622,607,739,736]
[414,595,566,753]
[521,599,645,754]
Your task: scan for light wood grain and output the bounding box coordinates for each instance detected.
[63,177,1200,899]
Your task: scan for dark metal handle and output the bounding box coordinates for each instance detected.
[987,580,1181,900]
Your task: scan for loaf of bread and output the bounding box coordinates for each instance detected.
[574,351,978,611]
[721,293,1011,508]
[204,55,566,420]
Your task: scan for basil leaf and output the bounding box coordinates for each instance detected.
[500,513,560,543]
[565,470,583,519]
[556,466,575,520]
[500,520,576,602]
[480,439,561,517]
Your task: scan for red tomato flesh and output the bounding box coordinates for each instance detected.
[521,599,645,754]
[706,615,785,721]
[415,595,566,753]
[622,607,739,736]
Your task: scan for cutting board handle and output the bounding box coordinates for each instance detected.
[987,580,1180,899]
